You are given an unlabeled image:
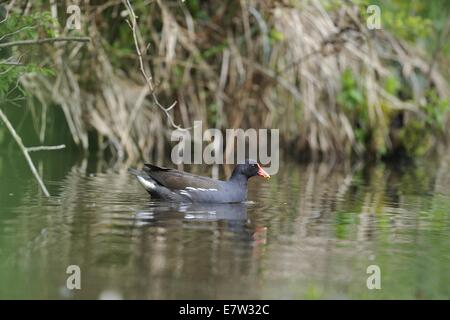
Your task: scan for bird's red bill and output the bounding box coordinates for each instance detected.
[257,164,270,179]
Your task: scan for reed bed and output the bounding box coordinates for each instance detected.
[5,0,449,162]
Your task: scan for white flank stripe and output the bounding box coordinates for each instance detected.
[137,176,155,190]
[183,187,218,192]
[180,190,192,198]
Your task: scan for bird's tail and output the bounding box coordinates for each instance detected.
[128,167,143,177]
[128,167,157,191]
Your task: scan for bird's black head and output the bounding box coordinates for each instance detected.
[230,159,270,180]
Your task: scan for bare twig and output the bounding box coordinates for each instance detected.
[0,61,22,66]
[0,36,90,49]
[0,65,15,75]
[0,54,23,76]
[0,108,50,197]
[0,55,23,69]
[27,144,66,152]
[0,25,36,42]
[123,0,189,131]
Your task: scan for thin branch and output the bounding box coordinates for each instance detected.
[1,54,23,65]
[0,36,91,49]
[123,0,189,131]
[0,61,22,66]
[0,25,36,42]
[0,108,50,197]
[0,55,24,74]
[0,65,15,75]
[27,144,66,152]
[5,75,22,98]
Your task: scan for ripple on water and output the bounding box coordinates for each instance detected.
[1,161,450,299]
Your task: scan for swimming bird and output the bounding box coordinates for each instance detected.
[129,159,270,203]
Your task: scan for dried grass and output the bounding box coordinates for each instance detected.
[10,0,449,162]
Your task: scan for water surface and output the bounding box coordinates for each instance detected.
[0,152,449,299]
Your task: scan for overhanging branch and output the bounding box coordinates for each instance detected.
[0,36,90,49]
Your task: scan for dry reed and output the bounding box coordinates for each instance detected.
[7,0,449,163]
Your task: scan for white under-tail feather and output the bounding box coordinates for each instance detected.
[137,176,156,190]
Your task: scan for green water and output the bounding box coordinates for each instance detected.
[0,148,449,299]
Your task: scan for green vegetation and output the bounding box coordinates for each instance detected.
[0,11,54,102]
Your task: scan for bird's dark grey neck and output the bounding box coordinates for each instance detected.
[228,172,248,187]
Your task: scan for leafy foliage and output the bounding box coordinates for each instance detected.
[0,11,55,103]
[337,69,369,149]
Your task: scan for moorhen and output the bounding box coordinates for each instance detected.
[129,159,270,203]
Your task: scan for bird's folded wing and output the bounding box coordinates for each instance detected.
[143,164,220,190]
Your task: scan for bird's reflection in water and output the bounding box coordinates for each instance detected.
[128,202,267,296]
[133,201,266,245]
